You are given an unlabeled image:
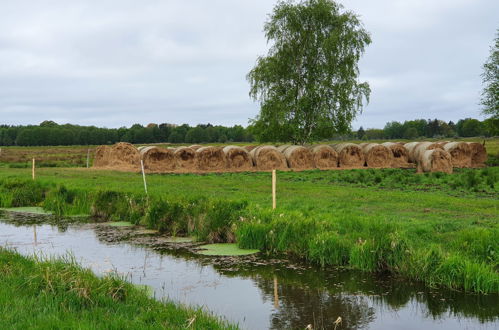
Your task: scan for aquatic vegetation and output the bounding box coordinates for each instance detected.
[197,243,259,256]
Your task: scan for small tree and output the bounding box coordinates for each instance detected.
[481,29,498,119]
[357,126,365,140]
[248,0,371,144]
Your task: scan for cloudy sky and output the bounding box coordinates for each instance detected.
[0,0,497,129]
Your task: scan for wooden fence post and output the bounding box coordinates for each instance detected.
[32,158,36,180]
[272,169,276,210]
[140,159,148,195]
[86,148,90,168]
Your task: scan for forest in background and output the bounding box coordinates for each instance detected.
[0,117,497,146]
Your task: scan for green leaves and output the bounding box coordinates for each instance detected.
[481,29,499,119]
[248,0,371,144]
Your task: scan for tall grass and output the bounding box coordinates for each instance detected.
[0,248,236,329]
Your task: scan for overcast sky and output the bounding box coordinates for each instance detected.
[0,0,497,129]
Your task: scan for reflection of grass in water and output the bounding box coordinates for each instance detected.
[107,221,134,227]
[198,243,259,256]
[0,207,52,215]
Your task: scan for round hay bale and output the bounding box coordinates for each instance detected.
[331,143,365,168]
[189,145,203,151]
[443,142,472,168]
[381,142,409,168]
[196,146,227,171]
[222,146,253,171]
[93,145,111,167]
[412,142,441,163]
[283,146,315,170]
[140,146,175,172]
[361,143,392,168]
[174,147,197,171]
[244,145,257,152]
[137,146,148,151]
[250,146,288,171]
[109,142,140,170]
[310,145,338,169]
[277,145,292,153]
[467,142,488,168]
[419,149,453,173]
[403,142,421,163]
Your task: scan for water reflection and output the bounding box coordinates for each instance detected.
[0,216,497,330]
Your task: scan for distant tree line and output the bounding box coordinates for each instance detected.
[0,117,497,146]
[0,121,253,146]
[355,118,498,141]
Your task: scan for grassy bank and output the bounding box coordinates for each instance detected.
[0,248,235,329]
[0,167,498,294]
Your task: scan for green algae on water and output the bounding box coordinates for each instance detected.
[197,243,259,256]
[0,207,52,215]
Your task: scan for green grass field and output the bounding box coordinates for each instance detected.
[0,248,235,329]
[0,165,497,294]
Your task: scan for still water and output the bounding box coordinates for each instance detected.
[0,219,497,330]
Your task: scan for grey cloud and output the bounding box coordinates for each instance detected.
[0,0,497,129]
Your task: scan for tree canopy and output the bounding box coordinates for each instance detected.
[247,0,371,144]
[481,29,498,119]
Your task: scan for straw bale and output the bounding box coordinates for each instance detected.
[310,145,338,169]
[418,149,453,173]
[282,146,315,170]
[360,143,392,168]
[174,147,197,171]
[189,145,203,151]
[406,142,440,163]
[277,145,292,153]
[93,145,111,167]
[414,142,442,163]
[109,142,140,170]
[250,146,288,171]
[381,142,409,168]
[244,145,257,152]
[222,146,253,171]
[467,142,488,167]
[331,143,365,168]
[195,146,227,171]
[140,146,175,172]
[443,142,472,168]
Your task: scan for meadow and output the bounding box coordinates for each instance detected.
[0,164,498,294]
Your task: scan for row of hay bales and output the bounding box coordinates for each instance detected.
[93,141,487,173]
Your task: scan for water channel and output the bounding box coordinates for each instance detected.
[0,214,497,330]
